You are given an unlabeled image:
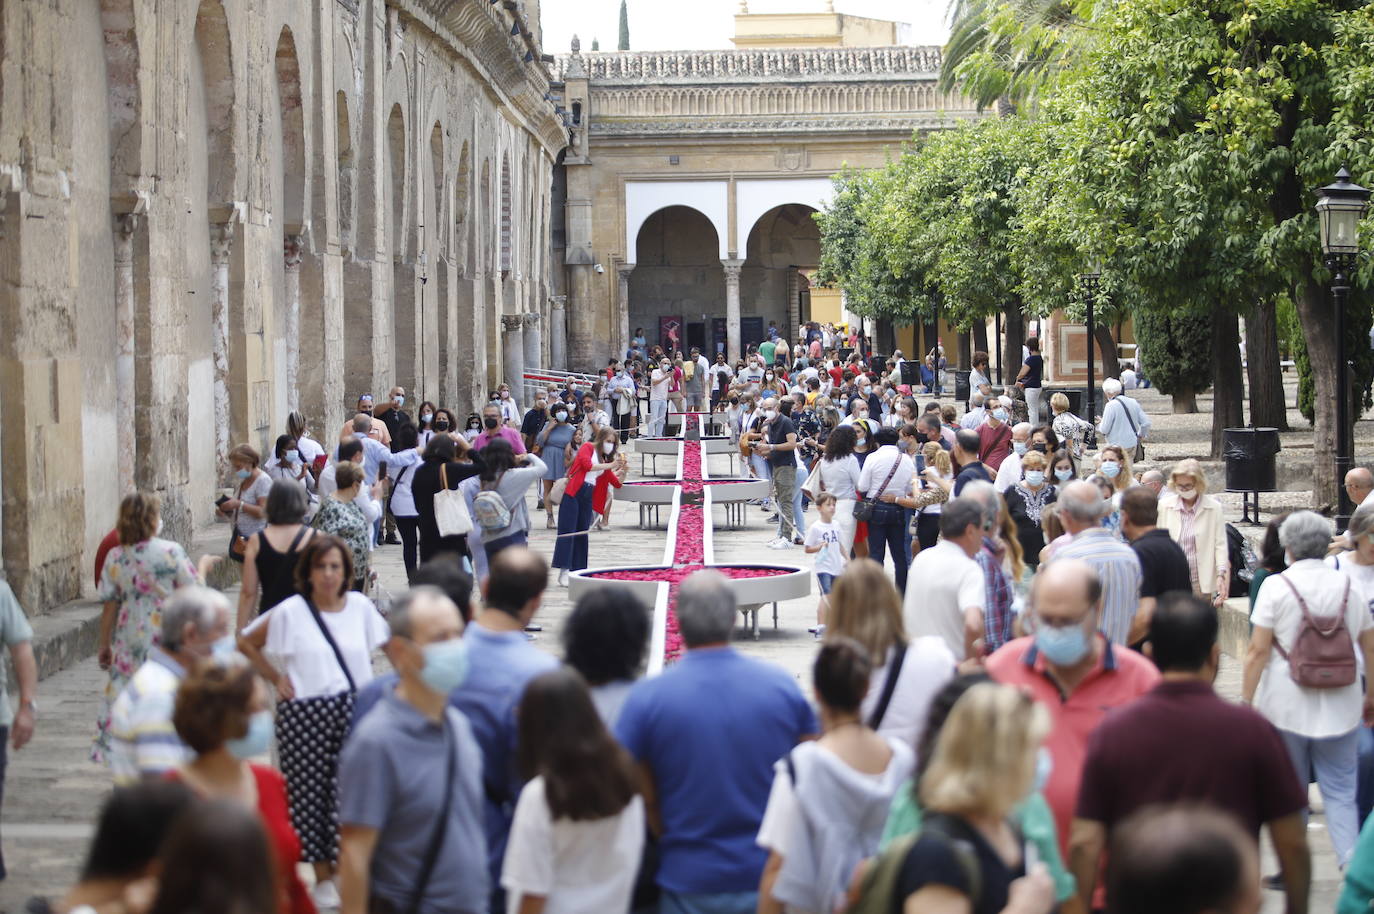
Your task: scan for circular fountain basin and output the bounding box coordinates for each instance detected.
[569,564,811,608]
[618,478,771,504]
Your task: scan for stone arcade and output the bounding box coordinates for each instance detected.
[0,0,562,615]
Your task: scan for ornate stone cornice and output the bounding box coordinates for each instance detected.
[554,46,943,84]
[591,114,978,138]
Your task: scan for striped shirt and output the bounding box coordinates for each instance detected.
[977,538,1016,652]
[108,648,190,785]
[1054,528,1143,645]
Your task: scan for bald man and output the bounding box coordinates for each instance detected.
[1346,467,1374,509]
[1139,469,1166,496]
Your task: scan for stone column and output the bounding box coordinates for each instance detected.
[549,295,568,369]
[113,213,141,493]
[209,220,236,475]
[284,234,305,413]
[616,264,635,360]
[567,264,593,370]
[723,259,745,363]
[523,312,542,373]
[786,269,801,343]
[501,314,525,410]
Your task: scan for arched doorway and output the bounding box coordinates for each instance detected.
[631,206,723,356]
[743,203,821,351]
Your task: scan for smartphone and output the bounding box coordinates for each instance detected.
[215,495,230,507]
[379,461,389,481]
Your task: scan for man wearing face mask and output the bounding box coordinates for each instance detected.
[474,404,527,455]
[1051,481,1147,646]
[374,387,410,450]
[986,559,1160,871]
[108,587,234,785]
[648,360,671,437]
[607,365,637,443]
[994,422,1034,493]
[977,396,1015,471]
[339,587,488,914]
[1069,593,1309,914]
[338,393,393,446]
[521,396,550,454]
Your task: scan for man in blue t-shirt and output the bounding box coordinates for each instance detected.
[616,572,817,914]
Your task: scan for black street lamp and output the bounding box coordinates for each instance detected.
[1079,261,1102,429]
[1315,166,1371,533]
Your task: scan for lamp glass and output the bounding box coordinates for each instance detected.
[1317,196,1365,256]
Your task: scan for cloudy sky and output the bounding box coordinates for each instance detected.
[539,0,951,55]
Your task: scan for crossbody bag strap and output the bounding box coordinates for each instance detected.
[406,718,457,914]
[873,456,902,500]
[439,462,449,491]
[304,598,357,693]
[868,640,908,729]
[286,524,310,553]
[1119,398,1140,437]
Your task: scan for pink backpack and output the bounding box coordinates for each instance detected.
[1274,576,1357,689]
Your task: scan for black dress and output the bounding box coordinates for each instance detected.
[411,453,486,562]
[253,525,313,614]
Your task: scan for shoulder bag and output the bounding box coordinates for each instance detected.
[867,641,908,729]
[853,457,901,523]
[433,463,473,537]
[227,498,249,563]
[369,718,457,914]
[1120,398,1145,462]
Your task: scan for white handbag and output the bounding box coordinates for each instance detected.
[434,463,473,537]
[801,460,824,500]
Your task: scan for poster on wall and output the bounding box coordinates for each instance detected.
[659,315,683,353]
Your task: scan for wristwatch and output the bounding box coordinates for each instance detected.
[18,698,36,717]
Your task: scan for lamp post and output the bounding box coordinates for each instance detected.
[1079,262,1102,428]
[1316,166,1371,533]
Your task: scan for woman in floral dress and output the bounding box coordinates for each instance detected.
[92,491,204,762]
[310,462,373,592]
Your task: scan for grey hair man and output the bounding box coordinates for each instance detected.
[108,587,233,785]
[995,422,1034,492]
[614,570,817,908]
[1345,467,1374,509]
[1139,469,1166,495]
[1052,481,1146,646]
[960,392,988,430]
[1243,510,1374,869]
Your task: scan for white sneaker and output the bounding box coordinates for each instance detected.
[767,538,793,550]
[558,569,570,587]
[312,878,341,910]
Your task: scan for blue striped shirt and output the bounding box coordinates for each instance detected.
[1054,528,1143,645]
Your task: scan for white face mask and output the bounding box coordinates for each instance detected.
[601,442,615,455]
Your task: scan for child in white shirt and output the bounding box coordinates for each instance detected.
[804,492,845,638]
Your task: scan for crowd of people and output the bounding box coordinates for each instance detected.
[6,323,1374,914]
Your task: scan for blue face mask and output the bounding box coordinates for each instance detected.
[226,710,273,760]
[235,468,251,480]
[1035,619,1091,666]
[1100,462,1121,479]
[211,633,238,658]
[993,409,1009,422]
[286,450,300,465]
[419,638,470,695]
[1024,470,1046,487]
[1055,468,1074,482]
[1013,441,1028,456]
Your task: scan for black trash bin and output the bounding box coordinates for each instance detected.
[899,361,920,387]
[954,369,972,403]
[1223,428,1281,492]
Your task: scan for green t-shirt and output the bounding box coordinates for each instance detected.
[759,340,777,365]
[0,581,33,721]
[879,781,1077,903]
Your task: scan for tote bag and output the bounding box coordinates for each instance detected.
[434,463,473,537]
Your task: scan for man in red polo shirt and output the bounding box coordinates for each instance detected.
[1068,592,1309,914]
[986,559,1160,868]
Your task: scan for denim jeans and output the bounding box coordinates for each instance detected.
[1357,725,1374,827]
[649,399,668,437]
[867,502,909,593]
[1280,726,1360,866]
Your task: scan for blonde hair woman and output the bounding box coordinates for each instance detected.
[896,441,951,552]
[1005,450,1058,570]
[1095,445,1133,496]
[1049,392,1091,473]
[825,559,955,750]
[894,683,1056,914]
[1158,458,1229,606]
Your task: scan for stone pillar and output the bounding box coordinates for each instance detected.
[567,264,593,371]
[723,259,745,363]
[616,264,635,360]
[113,213,141,493]
[501,314,525,410]
[786,269,801,343]
[284,234,305,413]
[523,312,542,373]
[209,220,236,475]
[549,295,568,369]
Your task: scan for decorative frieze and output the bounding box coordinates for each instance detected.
[554,46,944,84]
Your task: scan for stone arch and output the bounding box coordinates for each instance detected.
[387,103,407,260]
[630,206,725,353]
[273,26,305,228]
[429,122,444,255]
[274,26,306,416]
[100,0,141,184]
[743,203,823,345]
[194,0,234,205]
[336,90,353,248]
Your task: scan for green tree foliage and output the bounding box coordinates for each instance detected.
[618,0,630,51]
[941,0,1098,110]
[1133,307,1212,412]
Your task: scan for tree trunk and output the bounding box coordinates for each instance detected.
[1092,323,1121,380]
[1171,384,1198,414]
[957,330,972,369]
[1210,310,1245,458]
[1002,306,1025,390]
[923,319,939,359]
[1296,278,1341,511]
[972,320,989,358]
[1245,297,1290,431]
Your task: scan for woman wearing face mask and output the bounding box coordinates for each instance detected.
[463,413,483,442]
[170,658,315,914]
[415,400,439,447]
[265,435,310,488]
[93,492,211,763]
[219,444,274,564]
[1157,458,1230,606]
[1004,451,1059,570]
[239,535,390,908]
[1095,445,1132,501]
[458,438,547,579]
[553,428,627,587]
[287,411,326,479]
[760,367,785,398]
[1050,450,1076,486]
[818,426,863,559]
[536,402,577,528]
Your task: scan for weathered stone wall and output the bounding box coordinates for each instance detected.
[0,0,564,618]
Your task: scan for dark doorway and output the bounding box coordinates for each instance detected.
[712,318,727,355]
[742,317,765,354]
[687,322,706,352]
